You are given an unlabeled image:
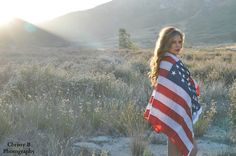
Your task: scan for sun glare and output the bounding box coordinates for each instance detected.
[0,15,14,26]
[0,1,15,26]
[0,0,112,25]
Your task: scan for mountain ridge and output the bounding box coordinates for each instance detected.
[0,18,69,48]
[2,0,235,48]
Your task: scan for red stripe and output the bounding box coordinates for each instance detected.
[155,84,192,119]
[162,56,176,64]
[195,83,200,96]
[149,95,154,104]
[151,98,193,142]
[189,77,200,96]
[148,115,192,156]
[143,109,150,120]
[189,77,195,86]
[158,68,169,77]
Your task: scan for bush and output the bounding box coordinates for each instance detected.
[118,28,138,50]
[229,79,236,127]
[0,113,11,141]
[130,136,148,156]
[227,80,236,144]
[1,47,236,155]
[106,102,148,136]
[194,100,216,137]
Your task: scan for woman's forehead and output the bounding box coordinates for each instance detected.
[171,35,182,40]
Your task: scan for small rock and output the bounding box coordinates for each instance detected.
[88,136,112,144]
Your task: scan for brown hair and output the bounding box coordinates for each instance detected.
[148,26,185,87]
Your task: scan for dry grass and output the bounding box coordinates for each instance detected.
[0,46,235,155]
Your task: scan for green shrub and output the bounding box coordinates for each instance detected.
[194,100,216,137]
[119,28,138,50]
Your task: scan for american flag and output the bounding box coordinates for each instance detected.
[144,52,202,156]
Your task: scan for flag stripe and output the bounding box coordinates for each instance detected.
[158,75,192,109]
[155,84,192,118]
[150,107,193,150]
[158,68,169,77]
[146,103,152,110]
[152,90,193,131]
[164,52,180,62]
[149,91,155,103]
[162,56,177,64]
[159,61,173,71]
[148,115,192,156]
[149,108,193,154]
[151,96,193,141]
[189,77,195,86]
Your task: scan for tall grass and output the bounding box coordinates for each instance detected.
[227,79,236,144]
[0,48,151,155]
[0,46,235,155]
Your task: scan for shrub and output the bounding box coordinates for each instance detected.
[217,150,236,156]
[107,102,148,136]
[0,112,11,141]
[118,28,138,50]
[227,80,236,144]
[229,79,236,127]
[194,100,216,137]
[130,136,147,156]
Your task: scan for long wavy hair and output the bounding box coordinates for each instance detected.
[148,27,185,87]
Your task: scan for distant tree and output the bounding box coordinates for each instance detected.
[118,28,138,50]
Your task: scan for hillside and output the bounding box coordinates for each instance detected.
[40,0,236,48]
[0,19,69,48]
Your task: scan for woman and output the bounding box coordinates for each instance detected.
[144,27,201,156]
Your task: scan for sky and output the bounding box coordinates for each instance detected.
[0,0,112,25]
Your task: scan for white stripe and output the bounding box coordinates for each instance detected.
[153,90,193,133]
[146,103,152,110]
[150,107,193,152]
[158,75,192,108]
[159,61,173,71]
[164,52,180,62]
[151,90,155,97]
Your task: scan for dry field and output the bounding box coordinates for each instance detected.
[0,45,235,155]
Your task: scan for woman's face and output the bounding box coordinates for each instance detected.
[168,35,182,55]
